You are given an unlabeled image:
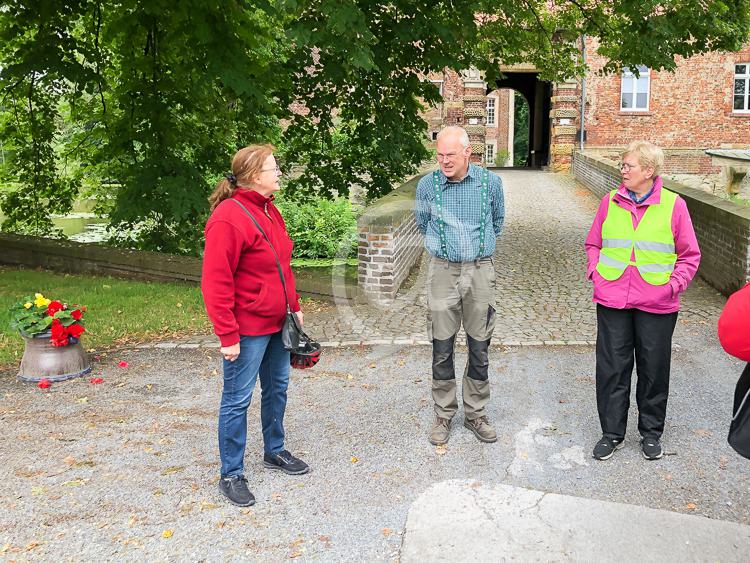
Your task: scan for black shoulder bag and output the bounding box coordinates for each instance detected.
[229,198,314,352]
[729,363,750,459]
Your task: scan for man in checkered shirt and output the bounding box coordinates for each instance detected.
[414,126,505,446]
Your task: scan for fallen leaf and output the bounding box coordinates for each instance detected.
[63,478,86,487]
[289,551,304,559]
[350,456,359,463]
[31,486,46,496]
[318,536,331,542]
[118,361,129,368]
[685,502,697,510]
[693,428,712,437]
[369,363,376,369]
[200,501,220,511]
[435,445,447,456]
[381,528,393,537]
[0,544,10,553]
[37,379,51,389]
[76,396,89,404]
[146,384,153,391]
[346,375,353,380]
[291,539,305,547]
[161,466,185,476]
[162,529,173,539]
[25,541,42,552]
[63,456,76,466]
[719,456,729,470]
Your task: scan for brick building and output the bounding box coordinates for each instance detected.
[422,39,750,186]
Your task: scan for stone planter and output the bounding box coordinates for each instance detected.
[18,331,91,383]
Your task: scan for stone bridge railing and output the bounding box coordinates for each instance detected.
[573,150,750,296]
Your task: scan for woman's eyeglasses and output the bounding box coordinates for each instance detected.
[619,163,638,172]
[262,166,282,173]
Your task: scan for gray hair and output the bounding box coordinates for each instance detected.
[437,126,470,148]
[622,140,664,176]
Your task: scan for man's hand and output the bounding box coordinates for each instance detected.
[220,342,240,362]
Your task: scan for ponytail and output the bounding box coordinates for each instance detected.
[209,178,236,213]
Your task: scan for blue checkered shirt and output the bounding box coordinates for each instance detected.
[414,164,505,262]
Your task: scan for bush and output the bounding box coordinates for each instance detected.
[275,194,358,259]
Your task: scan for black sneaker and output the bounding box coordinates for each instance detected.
[217,475,255,507]
[641,437,663,460]
[592,436,625,460]
[263,450,310,475]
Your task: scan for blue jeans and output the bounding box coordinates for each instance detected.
[218,331,290,477]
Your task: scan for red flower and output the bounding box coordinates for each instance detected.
[118,361,129,368]
[47,300,64,316]
[90,377,104,384]
[71,309,83,321]
[68,324,85,338]
[50,319,69,347]
[38,379,51,389]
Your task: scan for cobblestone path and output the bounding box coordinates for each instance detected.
[148,170,726,350]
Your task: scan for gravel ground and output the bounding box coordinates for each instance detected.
[1,313,748,561]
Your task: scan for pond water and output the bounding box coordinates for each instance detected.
[0,199,109,243]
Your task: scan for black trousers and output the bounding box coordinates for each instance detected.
[596,304,678,440]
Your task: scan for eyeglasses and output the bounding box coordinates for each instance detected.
[437,153,459,162]
[619,162,638,172]
[261,166,282,173]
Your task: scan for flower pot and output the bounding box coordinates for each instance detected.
[18,331,91,383]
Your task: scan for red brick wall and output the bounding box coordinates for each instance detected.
[584,38,750,153]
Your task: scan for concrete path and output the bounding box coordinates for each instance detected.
[1,319,748,560]
[402,480,750,562]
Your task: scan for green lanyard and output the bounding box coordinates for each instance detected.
[432,168,489,260]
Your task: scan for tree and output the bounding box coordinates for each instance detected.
[1,0,748,251]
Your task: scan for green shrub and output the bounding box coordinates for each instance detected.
[275,194,358,259]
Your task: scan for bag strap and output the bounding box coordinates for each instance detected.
[229,198,292,312]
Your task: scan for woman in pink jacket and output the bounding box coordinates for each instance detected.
[585,141,701,461]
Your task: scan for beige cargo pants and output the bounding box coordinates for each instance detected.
[427,255,497,420]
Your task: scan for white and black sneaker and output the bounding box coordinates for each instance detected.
[641,437,663,460]
[218,475,256,506]
[592,436,625,460]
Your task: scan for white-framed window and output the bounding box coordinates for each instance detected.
[430,80,444,96]
[486,97,496,126]
[734,63,750,113]
[485,141,496,164]
[620,65,650,111]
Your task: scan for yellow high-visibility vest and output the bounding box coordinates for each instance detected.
[596,188,678,285]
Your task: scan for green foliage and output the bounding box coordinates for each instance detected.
[514,94,530,167]
[275,193,358,259]
[494,148,510,167]
[1,0,748,252]
[7,293,85,337]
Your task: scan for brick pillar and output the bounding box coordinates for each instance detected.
[549,80,580,171]
[358,226,396,300]
[462,68,487,164]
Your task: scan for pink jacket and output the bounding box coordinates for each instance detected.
[585,177,701,314]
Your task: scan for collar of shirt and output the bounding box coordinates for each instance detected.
[438,163,481,188]
[627,186,654,204]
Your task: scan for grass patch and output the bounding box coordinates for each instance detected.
[0,266,212,369]
[292,257,358,268]
[729,194,750,208]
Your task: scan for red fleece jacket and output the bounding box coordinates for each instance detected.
[201,188,300,346]
[718,282,750,363]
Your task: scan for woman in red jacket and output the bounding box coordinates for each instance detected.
[202,144,308,507]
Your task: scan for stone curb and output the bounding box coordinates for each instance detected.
[131,338,598,350]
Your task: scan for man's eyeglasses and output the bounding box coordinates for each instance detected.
[619,162,638,172]
[437,153,459,162]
